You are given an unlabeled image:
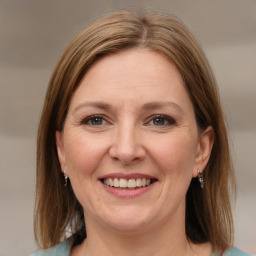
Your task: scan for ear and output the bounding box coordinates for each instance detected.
[55,130,67,171]
[192,126,214,178]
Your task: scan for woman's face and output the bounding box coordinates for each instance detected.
[56,49,213,234]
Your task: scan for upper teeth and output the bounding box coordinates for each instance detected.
[103,178,151,188]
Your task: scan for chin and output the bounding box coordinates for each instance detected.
[99,206,156,233]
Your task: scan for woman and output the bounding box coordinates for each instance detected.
[31,10,251,256]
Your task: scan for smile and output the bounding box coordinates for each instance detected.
[99,174,158,198]
[102,178,154,189]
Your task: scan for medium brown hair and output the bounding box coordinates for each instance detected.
[34,10,235,254]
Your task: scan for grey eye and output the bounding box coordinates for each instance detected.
[153,117,166,126]
[148,115,176,126]
[90,117,104,125]
[82,115,106,126]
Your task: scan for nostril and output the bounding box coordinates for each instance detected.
[110,153,144,165]
[108,131,146,164]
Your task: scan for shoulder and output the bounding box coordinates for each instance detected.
[222,247,253,256]
[29,240,70,256]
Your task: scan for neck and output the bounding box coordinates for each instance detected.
[73,211,196,256]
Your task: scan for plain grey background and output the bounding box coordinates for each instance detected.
[0,0,255,255]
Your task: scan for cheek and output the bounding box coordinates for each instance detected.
[64,134,108,176]
[148,133,197,176]
[63,135,108,210]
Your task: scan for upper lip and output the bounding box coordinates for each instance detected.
[98,173,158,180]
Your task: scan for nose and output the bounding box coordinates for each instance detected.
[109,123,145,165]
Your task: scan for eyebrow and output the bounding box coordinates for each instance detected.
[72,101,111,115]
[72,101,184,114]
[142,101,184,113]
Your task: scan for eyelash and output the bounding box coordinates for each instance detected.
[146,114,176,127]
[81,115,108,126]
[81,114,176,127]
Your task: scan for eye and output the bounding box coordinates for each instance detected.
[147,115,176,127]
[81,115,107,126]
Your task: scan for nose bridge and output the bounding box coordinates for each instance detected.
[110,118,144,164]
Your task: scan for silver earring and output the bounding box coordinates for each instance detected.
[63,170,68,187]
[197,170,204,189]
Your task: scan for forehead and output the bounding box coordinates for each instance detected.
[84,49,182,86]
[69,49,192,111]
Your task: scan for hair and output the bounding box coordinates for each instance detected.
[34,10,235,255]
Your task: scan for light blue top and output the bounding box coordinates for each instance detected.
[30,240,70,256]
[30,240,252,256]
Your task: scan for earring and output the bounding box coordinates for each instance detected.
[197,170,204,189]
[63,170,68,187]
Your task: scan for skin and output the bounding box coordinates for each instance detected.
[56,49,213,256]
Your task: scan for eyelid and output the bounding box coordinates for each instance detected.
[145,114,177,126]
[81,114,109,125]
[80,114,176,127]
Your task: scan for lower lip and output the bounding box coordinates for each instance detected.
[101,182,156,198]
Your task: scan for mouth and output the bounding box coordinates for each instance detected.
[100,177,157,189]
